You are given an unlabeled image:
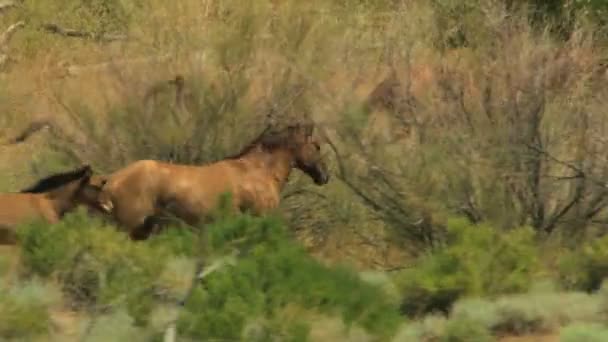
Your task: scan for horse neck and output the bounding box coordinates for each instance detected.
[241,146,294,190]
[45,180,83,215]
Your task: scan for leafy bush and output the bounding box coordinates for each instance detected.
[396,218,539,316]
[0,279,61,340]
[558,235,608,292]
[177,210,402,341]
[560,322,608,342]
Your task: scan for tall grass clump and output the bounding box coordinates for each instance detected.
[176,201,402,341]
[396,217,539,316]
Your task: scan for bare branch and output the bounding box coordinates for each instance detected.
[525,142,608,189]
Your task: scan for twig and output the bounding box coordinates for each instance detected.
[61,53,173,77]
[3,120,53,145]
[524,142,608,189]
[41,23,127,42]
[0,20,24,48]
[0,20,24,69]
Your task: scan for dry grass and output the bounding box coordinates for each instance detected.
[1,0,607,268]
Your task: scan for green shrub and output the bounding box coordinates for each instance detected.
[558,235,608,292]
[0,279,61,340]
[441,317,494,342]
[396,218,539,316]
[451,290,602,336]
[17,216,76,277]
[450,298,500,331]
[391,315,447,342]
[83,309,152,342]
[560,322,608,342]
[147,225,197,257]
[177,212,402,341]
[16,209,178,324]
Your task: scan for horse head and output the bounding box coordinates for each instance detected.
[77,173,112,213]
[286,122,330,186]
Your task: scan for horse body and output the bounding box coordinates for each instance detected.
[99,123,330,239]
[0,193,60,224]
[102,148,292,231]
[0,165,103,244]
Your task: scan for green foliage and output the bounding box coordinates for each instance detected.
[396,218,539,316]
[16,209,171,324]
[17,216,76,277]
[14,203,401,341]
[0,280,61,340]
[147,225,197,257]
[558,235,608,292]
[177,211,402,341]
[560,322,608,342]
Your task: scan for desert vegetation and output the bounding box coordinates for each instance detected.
[3,0,608,341]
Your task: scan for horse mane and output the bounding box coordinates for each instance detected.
[20,165,92,194]
[225,125,293,160]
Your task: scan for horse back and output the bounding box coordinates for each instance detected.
[0,193,53,228]
[158,161,241,209]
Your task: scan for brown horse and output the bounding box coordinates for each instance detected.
[0,165,104,244]
[97,122,330,240]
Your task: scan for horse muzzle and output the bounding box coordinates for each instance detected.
[100,200,114,213]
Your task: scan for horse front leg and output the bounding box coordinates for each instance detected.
[129,216,163,240]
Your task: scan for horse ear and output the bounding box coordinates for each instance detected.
[81,165,92,177]
[90,175,108,187]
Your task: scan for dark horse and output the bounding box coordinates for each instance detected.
[97,122,331,240]
[0,165,104,244]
